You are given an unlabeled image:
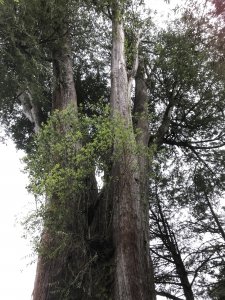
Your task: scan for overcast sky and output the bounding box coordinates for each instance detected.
[0,1,181,299]
[0,140,36,300]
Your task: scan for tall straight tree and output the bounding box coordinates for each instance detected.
[109,1,155,299]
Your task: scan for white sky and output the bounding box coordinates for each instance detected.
[0,140,36,300]
[0,1,183,299]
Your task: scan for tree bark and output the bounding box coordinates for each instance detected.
[157,201,195,300]
[110,7,155,300]
[52,37,77,112]
[134,62,156,300]
[204,192,225,242]
[32,34,87,300]
[32,3,156,299]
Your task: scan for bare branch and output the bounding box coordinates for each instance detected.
[156,291,184,300]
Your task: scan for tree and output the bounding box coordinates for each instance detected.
[23,0,155,299]
[1,0,225,299]
[144,4,225,299]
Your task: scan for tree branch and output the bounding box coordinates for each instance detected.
[156,290,184,300]
[149,84,180,148]
[128,29,141,81]
[150,248,174,264]
[164,138,225,150]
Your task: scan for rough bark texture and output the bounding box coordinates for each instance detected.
[134,63,156,300]
[32,182,98,300]
[32,4,156,300]
[32,34,90,300]
[52,37,77,112]
[32,32,111,299]
[110,10,155,300]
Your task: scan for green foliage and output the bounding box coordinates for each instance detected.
[0,0,52,148]
[24,104,152,254]
[0,0,111,151]
[25,105,110,199]
[25,104,150,197]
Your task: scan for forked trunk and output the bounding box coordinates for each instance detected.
[33,4,156,299]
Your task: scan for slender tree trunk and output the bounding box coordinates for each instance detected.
[204,192,225,242]
[110,8,155,300]
[157,201,195,300]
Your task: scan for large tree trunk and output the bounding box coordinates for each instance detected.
[134,62,156,300]
[32,3,156,299]
[32,34,93,300]
[32,30,110,299]
[110,7,155,300]
[52,38,77,112]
